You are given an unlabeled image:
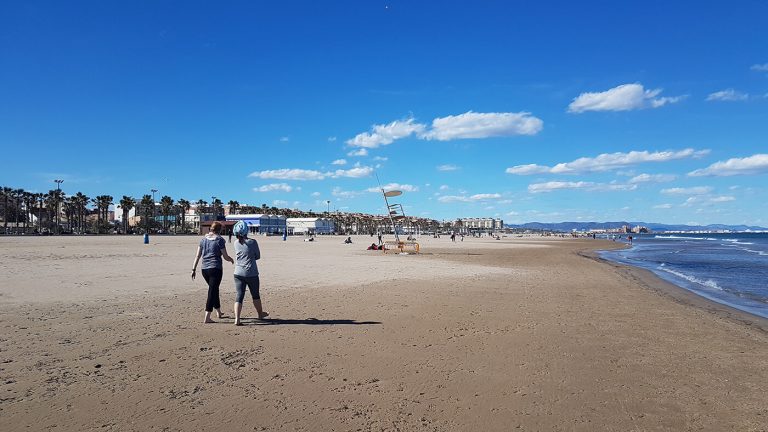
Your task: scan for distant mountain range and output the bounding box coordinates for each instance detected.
[505,221,768,232]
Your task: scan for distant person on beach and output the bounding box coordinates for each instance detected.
[377,233,382,245]
[344,236,352,244]
[192,221,234,323]
[231,221,268,326]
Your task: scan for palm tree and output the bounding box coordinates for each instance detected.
[160,195,174,232]
[73,192,89,234]
[101,195,114,233]
[118,196,135,234]
[140,194,154,233]
[1,187,11,234]
[178,199,191,233]
[227,200,240,216]
[23,191,34,233]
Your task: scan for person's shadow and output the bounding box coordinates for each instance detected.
[240,317,381,326]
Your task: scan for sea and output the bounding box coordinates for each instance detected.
[599,233,768,319]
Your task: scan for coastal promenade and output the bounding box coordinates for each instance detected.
[1,235,766,431]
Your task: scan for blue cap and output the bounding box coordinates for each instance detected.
[233,220,249,237]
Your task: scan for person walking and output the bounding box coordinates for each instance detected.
[232,221,268,326]
[192,221,234,323]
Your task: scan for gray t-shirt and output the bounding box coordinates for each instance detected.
[234,238,260,277]
[199,235,226,270]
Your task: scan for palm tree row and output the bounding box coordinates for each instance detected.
[2,185,452,236]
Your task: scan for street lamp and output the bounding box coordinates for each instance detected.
[211,196,217,221]
[326,200,330,214]
[54,179,63,234]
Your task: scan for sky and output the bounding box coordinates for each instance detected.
[2,1,767,226]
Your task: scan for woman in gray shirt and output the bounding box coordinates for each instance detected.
[232,221,269,325]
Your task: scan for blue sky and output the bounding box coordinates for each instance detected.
[2,1,767,225]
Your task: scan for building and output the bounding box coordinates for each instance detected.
[459,217,504,233]
[224,214,287,234]
[286,217,335,235]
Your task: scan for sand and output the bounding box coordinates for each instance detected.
[0,234,767,431]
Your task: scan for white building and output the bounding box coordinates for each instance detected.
[459,217,504,232]
[286,217,335,235]
[225,214,287,234]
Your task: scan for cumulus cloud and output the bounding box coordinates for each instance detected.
[347,148,369,157]
[249,166,373,181]
[437,193,501,203]
[346,111,543,150]
[422,111,543,140]
[528,181,637,193]
[628,173,677,183]
[365,183,419,193]
[254,183,293,193]
[661,186,714,195]
[331,159,347,165]
[311,192,321,197]
[250,169,326,181]
[331,167,374,178]
[706,89,749,102]
[528,181,594,193]
[750,63,768,72]
[437,164,459,171]
[346,118,426,148]
[506,149,708,175]
[688,154,768,176]
[710,196,736,202]
[568,83,684,113]
[653,204,673,209]
[331,187,363,199]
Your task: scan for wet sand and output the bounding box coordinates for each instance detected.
[1,235,766,431]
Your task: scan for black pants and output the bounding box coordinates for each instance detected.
[202,268,223,312]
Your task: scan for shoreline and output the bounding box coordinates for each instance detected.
[585,247,768,333]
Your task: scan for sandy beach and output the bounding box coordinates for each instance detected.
[1,234,766,431]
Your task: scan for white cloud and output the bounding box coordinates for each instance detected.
[628,173,677,183]
[750,63,768,72]
[250,169,325,181]
[710,196,736,203]
[280,136,290,142]
[331,187,363,199]
[328,136,337,142]
[437,193,501,203]
[366,183,419,193]
[254,183,293,193]
[506,149,708,175]
[346,118,426,148]
[653,204,673,209]
[437,164,459,171]
[422,111,543,140]
[331,166,373,178]
[249,166,373,180]
[689,154,768,176]
[331,159,347,165]
[661,186,713,195]
[347,148,368,157]
[273,200,289,207]
[439,185,450,191]
[568,83,684,113]
[311,192,321,197]
[373,156,388,161]
[706,89,749,102]
[528,181,637,193]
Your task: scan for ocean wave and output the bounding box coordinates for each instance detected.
[654,235,718,241]
[724,239,755,245]
[657,267,723,291]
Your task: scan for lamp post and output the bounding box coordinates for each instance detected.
[211,196,217,221]
[54,179,64,234]
[326,200,330,214]
[150,189,158,231]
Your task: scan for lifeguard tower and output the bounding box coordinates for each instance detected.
[380,188,420,254]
